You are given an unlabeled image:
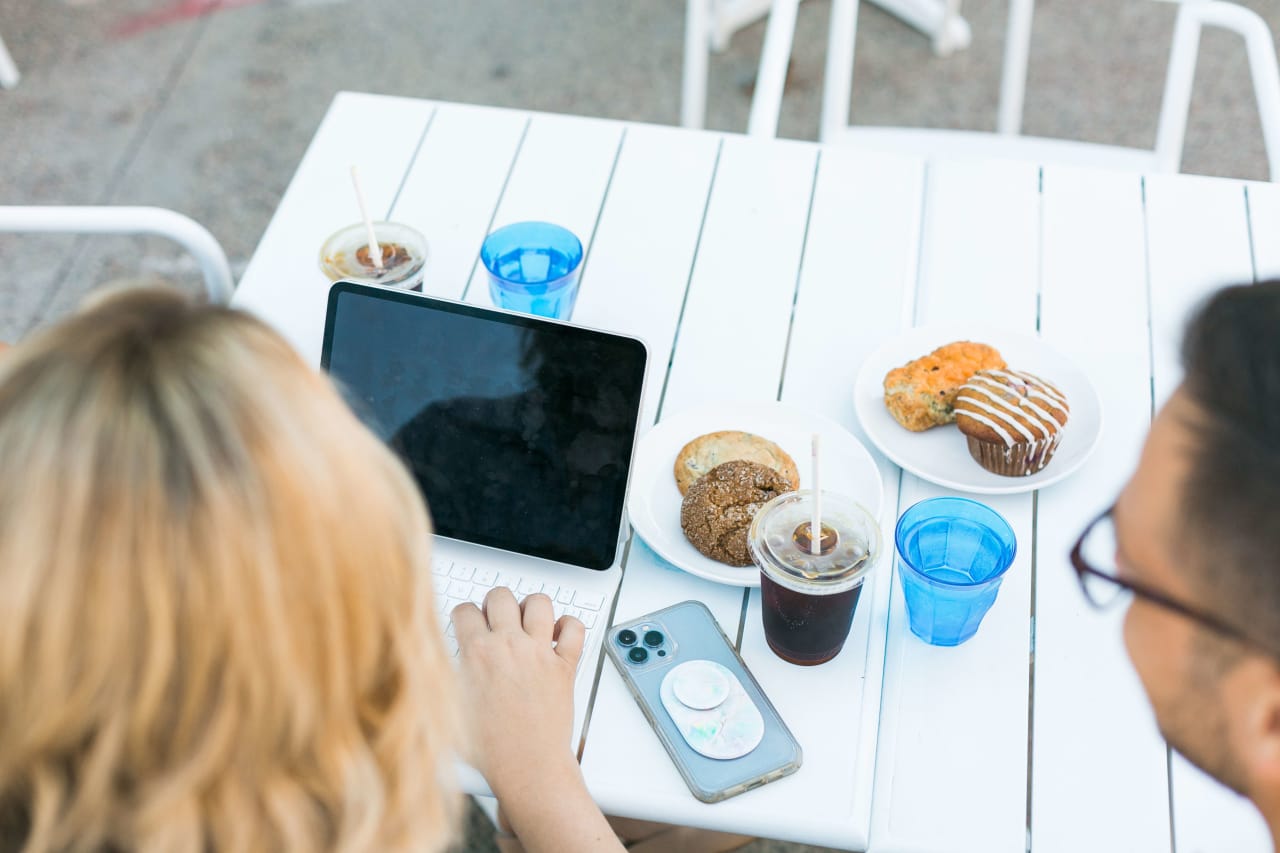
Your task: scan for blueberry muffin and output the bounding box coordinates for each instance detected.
[883,341,1006,432]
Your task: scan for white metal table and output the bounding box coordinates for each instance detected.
[235,92,1280,853]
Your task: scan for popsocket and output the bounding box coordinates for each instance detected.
[660,660,764,760]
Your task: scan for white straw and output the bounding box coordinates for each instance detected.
[349,165,384,270]
[810,433,822,556]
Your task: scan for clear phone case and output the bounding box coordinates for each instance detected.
[604,600,802,803]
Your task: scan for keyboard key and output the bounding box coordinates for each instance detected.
[446,580,473,600]
[432,577,449,597]
[449,564,475,581]
[432,560,452,576]
[556,587,575,605]
[473,567,499,586]
[445,596,466,614]
[498,577,519,592]
[573,591,606,611]
[540,582,560,600]
[517,578,544,597]
[578,610,597,629]
[468,587,489,606]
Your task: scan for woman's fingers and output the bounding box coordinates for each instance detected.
[452,601,487,645]
[521,593,555,642]
[552,615,586,668]
[483,586,523,632]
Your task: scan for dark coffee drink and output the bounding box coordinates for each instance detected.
[748,490,881,667]
[760,573,863,665]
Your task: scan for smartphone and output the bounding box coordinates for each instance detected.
[605,600,802,803]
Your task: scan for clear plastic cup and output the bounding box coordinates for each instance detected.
[748,491,882,666]
[319,222,428,291]
[895,497,1017,646]
[480,221,583,319]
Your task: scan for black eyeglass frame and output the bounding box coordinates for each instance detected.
[1071,506,1274,656]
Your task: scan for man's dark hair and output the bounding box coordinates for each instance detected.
[1180,279,1280,652]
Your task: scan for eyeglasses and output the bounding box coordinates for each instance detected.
[1071,507,1271,655]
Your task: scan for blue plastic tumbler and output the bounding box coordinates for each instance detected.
[480,221,584,320]
[895,497,1017,646]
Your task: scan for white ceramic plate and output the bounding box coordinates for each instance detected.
[627,401,884,588]
[853,325,1103,495]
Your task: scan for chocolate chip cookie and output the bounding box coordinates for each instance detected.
[680,460,794,566]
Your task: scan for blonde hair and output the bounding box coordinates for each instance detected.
[0,288,462,852]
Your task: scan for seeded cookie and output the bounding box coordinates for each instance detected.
[883,341,1006,432]
[680,460,793,566]
[674,431,799,496]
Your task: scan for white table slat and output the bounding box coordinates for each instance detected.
[1143,174,1269,852]
[462,113,623,306]
[569,123,721,429]
[1246,182,1280,281]
[1144,174,1253,408]
[733,146,925,851]
[658,135,819,414]
[1032,166,1172,853]
[1170,756,1272,853]
[582,134,827,843]
[233,92,434,360]
[574,124,751,825]
[873,159,1040,853]
[388,102,528,301]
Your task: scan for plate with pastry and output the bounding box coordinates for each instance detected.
[627,400,884,587]
[853,326,1103,494]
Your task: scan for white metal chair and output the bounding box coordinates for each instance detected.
[0,33,19,89]
[748,0,1280,181]
[0,207,235,304]
[681,0,969,129]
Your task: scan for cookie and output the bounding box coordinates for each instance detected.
[883,341,1006,432]
[674,431,799,496]
[680,460,793,566]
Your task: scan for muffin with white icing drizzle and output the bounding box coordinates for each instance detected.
[954,370,1070,476]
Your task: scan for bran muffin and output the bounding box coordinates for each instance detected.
[954,369,1070,476]
[883,341,1006,431]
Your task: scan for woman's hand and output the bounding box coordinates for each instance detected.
[454,590,622,853]
[452,589,584,791]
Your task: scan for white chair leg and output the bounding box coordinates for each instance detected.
[997,0,1035,135]
[820,0,861,143]
[681,0,711,129]
[747,0,801,138]
[0,34,20,90]
[867,0,971,52]
[932,0,964,56]
[0,206,235,304]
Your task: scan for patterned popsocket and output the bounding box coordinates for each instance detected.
[660,660,764,760]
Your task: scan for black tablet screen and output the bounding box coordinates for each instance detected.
[321,285,647,570]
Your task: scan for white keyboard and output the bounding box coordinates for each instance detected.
[432,559,607,657]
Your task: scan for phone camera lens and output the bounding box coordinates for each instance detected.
[628,646,648,664]
[617,629,638,647]
[643,630,664,648]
